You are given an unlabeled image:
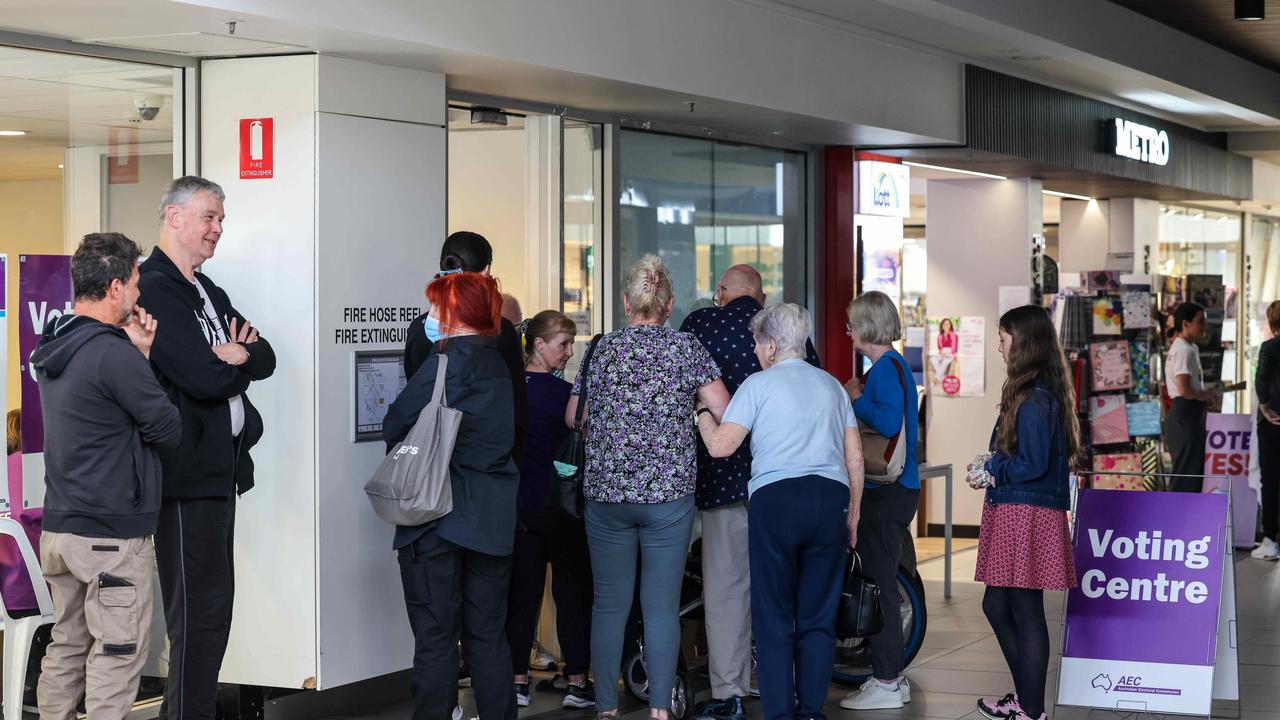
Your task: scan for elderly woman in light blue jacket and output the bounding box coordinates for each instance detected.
[695,302,864,720]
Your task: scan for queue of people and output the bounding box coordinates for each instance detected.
[384,231,1085,720]
[29,201,1087,720]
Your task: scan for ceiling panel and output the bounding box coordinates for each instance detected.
[1110,0,1280,74]
[0,46,176,181]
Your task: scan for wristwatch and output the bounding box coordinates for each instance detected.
[696,407,713,419]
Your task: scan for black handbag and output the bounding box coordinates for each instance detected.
[836,552,884,639]
[545,334,603,519]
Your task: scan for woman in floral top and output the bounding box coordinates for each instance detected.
[567,254,729,720]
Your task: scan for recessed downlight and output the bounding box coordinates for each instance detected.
[0,130,27,137]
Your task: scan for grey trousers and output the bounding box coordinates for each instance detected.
[701,502,753,699]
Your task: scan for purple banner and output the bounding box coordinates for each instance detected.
[18,255,72,454]
[1065,489,1227,667]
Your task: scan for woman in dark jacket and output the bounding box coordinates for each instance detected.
[404,230,528,459]
[383,270,520,720]
[1254,301,1280,560]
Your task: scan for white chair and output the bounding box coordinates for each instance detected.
[0,517,54,720]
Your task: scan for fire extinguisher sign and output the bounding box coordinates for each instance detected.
[239,118,273,179]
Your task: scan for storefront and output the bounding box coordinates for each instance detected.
[836,66,1255,535]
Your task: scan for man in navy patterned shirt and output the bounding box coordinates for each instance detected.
[680,265,819,720]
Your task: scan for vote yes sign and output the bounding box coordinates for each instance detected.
[1203,413,1256,547]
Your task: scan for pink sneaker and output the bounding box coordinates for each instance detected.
[977,692,1020,720]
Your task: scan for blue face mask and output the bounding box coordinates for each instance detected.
[424,315,446,343]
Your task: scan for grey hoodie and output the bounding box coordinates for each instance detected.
[31,314,181,538]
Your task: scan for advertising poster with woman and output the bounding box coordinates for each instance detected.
[927,315,984,397]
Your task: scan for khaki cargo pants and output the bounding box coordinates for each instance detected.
[37,531,154,720]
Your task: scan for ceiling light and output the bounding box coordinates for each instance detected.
[1043,190,1093,201]
[57,164,63,169]
[0,130,27,136]
[1236,0,1264,20]
[901,161,1006,180]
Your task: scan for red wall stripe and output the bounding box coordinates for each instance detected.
[822,146,855,382]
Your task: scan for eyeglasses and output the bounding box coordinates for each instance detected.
[713,285,728,306]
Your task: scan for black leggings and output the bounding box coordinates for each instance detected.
[982,586,1049,718]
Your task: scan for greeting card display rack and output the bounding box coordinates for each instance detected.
[1052,271,1164,490]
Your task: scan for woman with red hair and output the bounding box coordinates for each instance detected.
[383,269,521,720]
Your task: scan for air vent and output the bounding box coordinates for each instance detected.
[75,32,306,56]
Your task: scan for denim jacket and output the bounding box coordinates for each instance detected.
[983,384,1072,511]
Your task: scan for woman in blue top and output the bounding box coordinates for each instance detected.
[696,303,864,720]
[970,305,1083,720]
[839,290,920,712]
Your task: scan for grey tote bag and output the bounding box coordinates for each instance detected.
[364,353,461,526]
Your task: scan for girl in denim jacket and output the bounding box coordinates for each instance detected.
[969,305,1084,720]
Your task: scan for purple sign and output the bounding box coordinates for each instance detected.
[18,256,72,454]
[1065,489,1227,667]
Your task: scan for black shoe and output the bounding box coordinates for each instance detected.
[515,682,531,708]
[563,681,596,709]
[694,696,745,720]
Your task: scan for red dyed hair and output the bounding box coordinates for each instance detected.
[426,272,502,337]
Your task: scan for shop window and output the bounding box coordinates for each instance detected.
[617,131,806,328]
[1,45,184,429]
[1155,204,1243,410]
[1246,216,1280,371]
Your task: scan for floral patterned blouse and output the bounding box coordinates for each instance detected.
[572,324,721,504]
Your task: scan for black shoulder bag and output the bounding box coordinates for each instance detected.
[546,334,604,519]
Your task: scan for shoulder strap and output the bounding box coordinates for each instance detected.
[572,334,605,428]
[430,353,449,407]
[887,354,910,430]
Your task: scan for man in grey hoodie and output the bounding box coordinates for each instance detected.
[30,232,181,719]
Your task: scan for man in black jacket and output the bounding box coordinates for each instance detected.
[33,232,181,718]
[139,176,276,720]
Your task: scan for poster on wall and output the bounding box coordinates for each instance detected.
[861,239,901,304]
[1058,489,1229,716]
[926,315,984,397]
[1203,412,1257,547]
[18,255,73,454]
[0,254,8,512]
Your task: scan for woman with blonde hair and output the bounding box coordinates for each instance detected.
[568,254,730,720]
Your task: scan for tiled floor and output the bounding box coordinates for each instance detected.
[125,545,1280,720]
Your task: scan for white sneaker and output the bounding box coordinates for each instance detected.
[901,677,912,703]
[840,678,906,711]
[1252,538,1280,561]
[452,706,463,720]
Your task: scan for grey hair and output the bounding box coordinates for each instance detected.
[158,176,225,223]
[846,290,902,345]
[750,303,811,362]
[623,254,674,321]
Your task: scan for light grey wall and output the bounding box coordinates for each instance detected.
[925,177,1041,527]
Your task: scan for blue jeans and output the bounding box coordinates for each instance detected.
[749,476,850,720]
[585,495,695,712]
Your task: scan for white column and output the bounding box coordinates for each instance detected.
[200,54,446,690]
[925,177,1041,529]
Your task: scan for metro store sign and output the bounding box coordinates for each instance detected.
[1112,118,1170,166]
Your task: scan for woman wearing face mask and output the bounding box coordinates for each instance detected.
[507,310,596,710]
[405,231,529,462]
[383,271,520,720]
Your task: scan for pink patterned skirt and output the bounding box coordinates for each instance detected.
[974,501,1077,591]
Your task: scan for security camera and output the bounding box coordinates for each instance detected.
[134,95,164,122]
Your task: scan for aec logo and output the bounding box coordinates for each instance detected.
[873,172,899,210]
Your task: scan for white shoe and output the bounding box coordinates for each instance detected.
[1252,538,1280,560]
[840,678,906,711]
[452,706,464,720]
[901,677,912,703]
